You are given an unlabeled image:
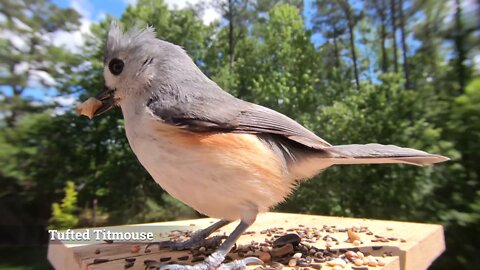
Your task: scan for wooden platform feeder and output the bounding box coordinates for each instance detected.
[48,212,445,270]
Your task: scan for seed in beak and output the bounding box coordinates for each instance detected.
[76,97,102,119]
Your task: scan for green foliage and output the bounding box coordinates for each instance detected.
[48,181,79,230]
[429,78,480,270]
[279,75,461,221]
[0,1,479,269]
[450,78,480,178]
[235,4,319,114]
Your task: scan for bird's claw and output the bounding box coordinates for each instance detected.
[202,235,228,249]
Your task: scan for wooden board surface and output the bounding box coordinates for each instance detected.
[47,212,444,270]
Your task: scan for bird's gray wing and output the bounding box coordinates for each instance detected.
[147,96,331,149]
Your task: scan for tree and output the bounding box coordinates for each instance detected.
[232,4,319,120]
[311,0,354,103]
[210,0,305,91]
[1,1,479,269]
[390,0,399,72]
[314,0,361,90]
[338,0,361,90]
[213,0,251,69]
[453,0,467,93]
[409,0,450,92]
[0,0,81,127]
[433,78,480,269]
[227,0,236,68]
[365,0,389,73]
[279,75,459,222]
[450,78,480,188]
[48,181,79,230]
[312,0,346,69]
[442,0,477,95]
[398,0,411,88]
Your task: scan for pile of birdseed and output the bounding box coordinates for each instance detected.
[229,225,398,270]
[93,224,405,269]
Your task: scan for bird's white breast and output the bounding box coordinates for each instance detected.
[120,101,293,221]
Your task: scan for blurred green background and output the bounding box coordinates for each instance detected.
[0,0,479,269]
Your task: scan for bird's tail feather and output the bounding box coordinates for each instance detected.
[325,143,448,166]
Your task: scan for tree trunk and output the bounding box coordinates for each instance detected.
[374,0,388,73]
[454,0,466,93]
[380,23,388,73]
[391,0,399,73]
[348,21,360,90]
[92,198,97,227]
[228,0,235,69]
[338,0,360,89]
[333,28,340,68]
[477,0,480,32]
[398,0,410,89]
[333,38,340,68]
[6,63,25,127]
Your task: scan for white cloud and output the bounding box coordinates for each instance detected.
[53,95,77,107]
[445,0,478,23]
[202,4,221,25]
[43,94,79,115]
[123,0,137,6]
[0,2,90,53]
[30,70,56,87]
[70,0,93,19]
[49,18,92,53]
[162,0,221,25]
[14,62,29,75]
[123,0,221,25]
[1,29,29,52]
[0,13,6,24]
[164,0,191,9]
[473,53,480,73]
[11,17,32,31]
[48,0,96,53]
[96,11,107,22]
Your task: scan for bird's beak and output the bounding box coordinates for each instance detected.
[92,86,116,117]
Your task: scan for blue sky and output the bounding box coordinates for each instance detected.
[16,0,477,102]
[3,0,320,102]
[48,0,323,56]
[52,0,127,20]
[51,0,318,28]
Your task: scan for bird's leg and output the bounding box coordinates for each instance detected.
[146,220,231,251]
[146,217,263,270]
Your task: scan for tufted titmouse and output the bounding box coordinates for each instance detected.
[82,22,448,270]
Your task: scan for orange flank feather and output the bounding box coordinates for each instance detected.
[153,122,293,203]
[199,133,285,183]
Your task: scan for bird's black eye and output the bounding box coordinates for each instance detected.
[109,58,124,75]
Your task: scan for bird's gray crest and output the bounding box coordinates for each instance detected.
[104,20,157,61]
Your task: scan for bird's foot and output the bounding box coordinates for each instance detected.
[145,251,263,270]
[146,234,227,251]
